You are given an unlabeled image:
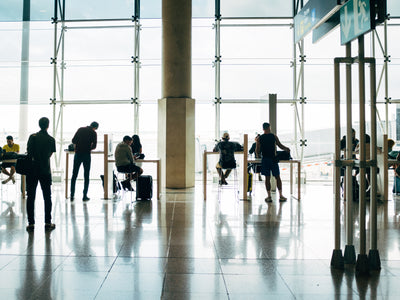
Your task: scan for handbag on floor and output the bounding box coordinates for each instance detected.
[16,155,33,175]
[136,175,153,200]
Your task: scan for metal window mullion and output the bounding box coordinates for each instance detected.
[300,39,305,162]
[55,22,66,169]
[373,27,389,135]
[294,41,305,161]
[214,16,221,140]
[384,20,389,134]
[51,1,60,169]
[52,20,58,137]
[292,21,299,159]
[133,18,141,134]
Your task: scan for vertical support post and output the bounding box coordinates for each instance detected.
[356,35,369,275]
[290,163,293,195]
[65,152,69,199]
[104,134,109,199]
[297,161,301,199]
[242,134,248,201]
[269,94,277,133]
[383,134,388,200]
[269,94,277,191]
[157,159,161,200]
[331,58,344,269]
[203,150,207,200]
[344,43,356,265]
[19,0,30,149]
[369,59,381,270]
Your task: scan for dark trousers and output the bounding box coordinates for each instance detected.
[26,172,52,224]
[71,152,91,197]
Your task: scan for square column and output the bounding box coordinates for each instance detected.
[158,97,195,188]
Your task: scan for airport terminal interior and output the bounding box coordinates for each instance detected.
[1,0,400,299]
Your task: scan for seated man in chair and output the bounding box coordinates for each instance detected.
[213,132,243,185]
[2,135,20,184]
[114,136,143,190]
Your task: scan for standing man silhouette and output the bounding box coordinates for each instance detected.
[70,121,99,201]
[26,117,56,232]
[256,122,290,202]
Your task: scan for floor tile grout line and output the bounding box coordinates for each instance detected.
[208,198,232,299]
[93,242,127,299]
[160,194,178,298]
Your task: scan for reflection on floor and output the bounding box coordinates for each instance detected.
[1,178,400,299]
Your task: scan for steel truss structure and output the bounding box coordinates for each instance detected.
[47,0,394,174]
[50,0,141,171]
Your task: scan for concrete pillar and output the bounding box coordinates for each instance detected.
[158,0,195,188]
[269,94,277,134]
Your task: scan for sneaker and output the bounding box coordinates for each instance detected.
[70,196,74,201]
[279,196,287,202]
[11,176,15,184]
[45,223,56,231]
[121,179,134,191]
[265,196,272,202]
[82,196,90,202]
[26,224,35,232]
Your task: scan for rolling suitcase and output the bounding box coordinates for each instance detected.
[136,175,153,200]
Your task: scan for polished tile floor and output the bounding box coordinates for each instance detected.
[1,177,400,299]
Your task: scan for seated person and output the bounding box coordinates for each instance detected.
[249,134,262,181]
[114,136,143,189]
[131,134,145,159]
[213,132,242,185]
[387,139,398,160]
[340,128,359,158]
[2,135,20,184]
[355,134,381,196]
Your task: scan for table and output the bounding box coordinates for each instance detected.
[64,150,104,199]
[1,159,26,198]
[108,158,161,200]
[248,158,301,200]
[203,150,301,200]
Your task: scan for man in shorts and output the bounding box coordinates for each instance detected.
[256,122,290,202]
[2,135,20,184]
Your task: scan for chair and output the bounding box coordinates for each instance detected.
[217,166,239,202]
[115,169,135,202]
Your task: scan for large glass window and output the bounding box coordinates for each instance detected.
[388,0,400,17]
[140,19,161,102]
[60,22,134,101]
[219,20,293,100]
[0,1,23,21]
[221,0,293,18]
[2,0,400,183]
[141,0,161,19]
[65,0,133,20]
